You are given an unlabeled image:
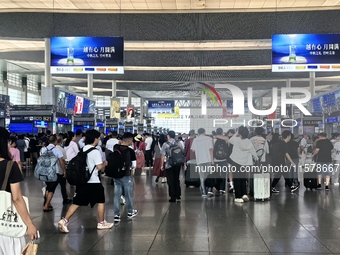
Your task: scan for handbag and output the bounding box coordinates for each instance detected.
[0,161,29,237]
[21,241,38,255]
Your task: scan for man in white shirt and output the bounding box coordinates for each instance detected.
[41,135,67,211]
[106,131,119,152]
[191,128,214,197]
[299,134,308,168]
[58,129,113,233]
[144,133,153,169]
[78,134,85,149]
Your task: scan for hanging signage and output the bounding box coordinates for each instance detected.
[303,119,320,126]
[272,34,340,72]
[148,100,174,114]
[50,37,124,74]
[110,98,121,119]
[0,110,5,118]
[326,117,339,123]
[57,118,71,124]
[0,94,9,104]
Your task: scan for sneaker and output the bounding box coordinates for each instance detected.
[325,185,330,191]
[334,183,339,186]
[242,195,249,202]
[114,215,121,222]
[161,177,167,183]
[58,218,69,233]
[291,185,299,192]
[97,220,114,230]
[127,210,138,218]
[202,194,207,198]
[317,184,322,190]
[271,188,280,193]
[229,186,234,193]
[176,196,181,201]
[155,176,159,183]
[141,172,146,176]
[234,198,244,203]
[120,196,126,205]
[42,187,46,197]
[207,191,214,197]
[220,190,226,194]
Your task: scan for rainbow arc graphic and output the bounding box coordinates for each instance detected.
[197,82,223,106]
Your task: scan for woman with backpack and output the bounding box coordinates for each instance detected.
[152,134,167,183]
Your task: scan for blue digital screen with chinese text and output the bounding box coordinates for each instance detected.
[50,37,124,74]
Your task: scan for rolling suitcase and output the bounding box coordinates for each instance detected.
[253,173,271,201]
[304,172,317,190]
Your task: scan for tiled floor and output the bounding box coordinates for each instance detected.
[21,168,340,255]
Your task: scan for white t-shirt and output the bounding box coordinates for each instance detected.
[106,138,119,152]
[334,141,340,161]
[250,136,269,163]
[145,137,153,151]
[300,137,308,148]
[229,135,258,166]
[41,144,64,174]
[78,138,85,149]
[24,138,30,153]
[83,145,103,183]
[191,135,213,165]
[65,141,79,162]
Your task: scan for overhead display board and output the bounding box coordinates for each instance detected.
[50,37,124,74]
[272,34,340,72]
[148,100,175,114]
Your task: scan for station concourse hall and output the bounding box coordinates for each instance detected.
[2,0,340,255]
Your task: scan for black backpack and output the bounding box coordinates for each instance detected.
[167,141,185,167]
[105,147,130,178]
[66,147,96,186]
[213,139,228,160]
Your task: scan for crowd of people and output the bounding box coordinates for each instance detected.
[2,125,340,254]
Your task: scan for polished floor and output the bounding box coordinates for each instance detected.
[21,167,340,255]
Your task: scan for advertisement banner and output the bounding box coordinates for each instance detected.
[50,37,124,74]
[272,34,340,72]
[110,98,121,119]
[126,105,135,120]
[148,100,175,114]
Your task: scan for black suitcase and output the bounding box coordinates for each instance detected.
[185,162,200,187]
[304,172,317,190]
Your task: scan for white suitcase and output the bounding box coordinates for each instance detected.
[253,173,271,201]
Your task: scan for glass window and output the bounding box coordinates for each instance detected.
[8,88,23,105]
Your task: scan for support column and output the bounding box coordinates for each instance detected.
[140,98,144,123]
[309,72,315,98]
[3,80,9,95]
[44,38,52,87]
[201,92,207,115]
[128,90,132,105]
[112,80,117,98]
[23,86,28,105]
[286,79,293,117]
[87,74,93,98]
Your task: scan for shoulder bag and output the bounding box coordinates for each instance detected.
[0,161,29,237]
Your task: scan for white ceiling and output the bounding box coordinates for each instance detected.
[1,0,340,12]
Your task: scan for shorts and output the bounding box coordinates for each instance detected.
[73,183,105,208]
[46,181,58,193]
[316,162,333,176]
[24,151,30,160]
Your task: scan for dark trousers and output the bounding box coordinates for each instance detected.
[271,170,292,188]
[166,166,181,200]
[234,178,247,199]
[57,174,68,201]
[145,150,153,167]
